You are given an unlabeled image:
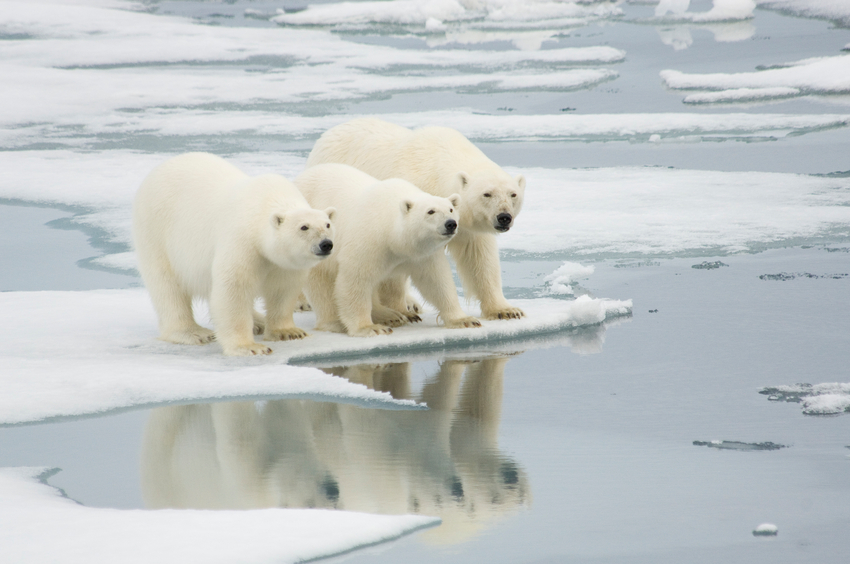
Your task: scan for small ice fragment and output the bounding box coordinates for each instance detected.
[425,17,446,31]
[649,134,661,142]
[753,523,778,536]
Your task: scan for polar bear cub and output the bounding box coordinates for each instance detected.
[306,118,526,321]
[294,164,481,337]
[133,153,335,356]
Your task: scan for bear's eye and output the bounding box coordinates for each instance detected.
[483,193,491,198]
[511,193,517,198]
[450,208,453,213]
[300,225,308,231]
[326,223,330,228]
[427,210,435,215]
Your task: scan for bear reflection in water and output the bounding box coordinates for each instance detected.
[141,356,530,543]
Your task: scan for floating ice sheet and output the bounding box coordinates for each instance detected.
[661,54,850,103]
[0,288,631,425]
[0,466,439,564]
[270,0,623,27]
[760,383,850,415]
[757,0,850,26]
[2,150,850,264]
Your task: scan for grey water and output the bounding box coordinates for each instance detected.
[1,207,849,561]
[2,0,850,562]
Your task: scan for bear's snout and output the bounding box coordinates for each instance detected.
[444,219,457,235]
[317,239,334,256]
[495,213,512,232]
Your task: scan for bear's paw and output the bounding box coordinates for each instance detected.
[161,327,216,345]
[350,324,394,337]
[265,327,308,341]
[442,316,482,329]
[484,306,526,321]
[223,343,274,356]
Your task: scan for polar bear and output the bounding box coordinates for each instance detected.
[133,153,335,356]
[306,118,526,320]
[294,164,481,337]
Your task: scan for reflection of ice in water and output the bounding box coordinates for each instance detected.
[657,21,754,50]
[141,357,530,544]
[654,0,755,21]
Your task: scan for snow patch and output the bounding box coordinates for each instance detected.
[662,55,850,101]
[757,0,850,27]
[543,262,595,295]
[683,86,800,104]
[0,467,439,564]
[760,383,850,415]
[270,0,622,27]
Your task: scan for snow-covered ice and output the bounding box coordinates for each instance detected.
[2,151,849,269]
[0,466,439,564]
[0,288,631,425]
[757,0,850,26]
[543,262,595,295]
[662,54,850,102]
[760,383,850,415]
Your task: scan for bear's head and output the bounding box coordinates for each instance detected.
[454,169,525,234]
[399,191,462,255]
[264,207,336,270]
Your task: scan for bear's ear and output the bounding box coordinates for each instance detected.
[270,213,285,228]
[515,174,526,190]
[448,193,461,208]
[401,200,414,214]
[324,207,336,221]
[456,172,469,191]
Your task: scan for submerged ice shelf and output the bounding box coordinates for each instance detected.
[0,289,631,426]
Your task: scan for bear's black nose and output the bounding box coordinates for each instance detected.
[497,213,512,226]
[318,239,333,255]
[444,219,457,234]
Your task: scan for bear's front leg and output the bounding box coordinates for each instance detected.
[336,268,393,337]
[262,270,309,342]
[450,234,525,320]
[409,254,481,329]
[210,260,272,356]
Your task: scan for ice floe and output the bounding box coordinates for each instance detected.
[662,55,850,103]
[2,150,850,264]
[0,466,438,564]
[0,288,631,425]
[757,0,850,27]
[270,0,623,27]
[760,383,850,415]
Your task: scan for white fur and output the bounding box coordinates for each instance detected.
[294,164,480,337]
[306,118,527,320]
[133,152,335,356]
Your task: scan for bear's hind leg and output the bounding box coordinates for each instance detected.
[142,258,214,345]
[263,270,308,342]
[305,265,346,333]
[336,269,393,337]
[409,254,481,329]
[377,277,422,323]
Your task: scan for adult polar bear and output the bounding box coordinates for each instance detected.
[295,164,480,337]
[133,153,335,356]
[306,118,526,320]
